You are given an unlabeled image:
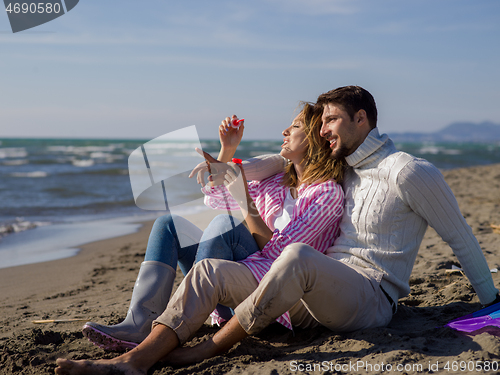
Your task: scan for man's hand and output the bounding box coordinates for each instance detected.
[223,162,250,216]
[483,293,500,308]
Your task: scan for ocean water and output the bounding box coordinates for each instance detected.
[0,136,498,269]
[393,141,500,170]
[0,137,282,268]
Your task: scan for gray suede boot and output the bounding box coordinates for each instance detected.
[82,261,175,352]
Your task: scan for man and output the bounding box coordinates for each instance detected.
[55,86,499,374]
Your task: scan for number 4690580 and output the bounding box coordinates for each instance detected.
[5,2,62,14]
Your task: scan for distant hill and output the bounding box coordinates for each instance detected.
[388,121,500,143]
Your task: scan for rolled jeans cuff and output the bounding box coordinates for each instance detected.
[152,311,192,345]
[234,297,273,335]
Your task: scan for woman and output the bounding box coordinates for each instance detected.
[199,103,345,329]
[80,102,344,353]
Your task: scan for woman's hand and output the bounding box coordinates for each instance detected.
[218,115,244,162]
[189,160,211,187]
[190,148,233,187]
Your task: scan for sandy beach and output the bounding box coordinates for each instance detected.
[1,163,500,375]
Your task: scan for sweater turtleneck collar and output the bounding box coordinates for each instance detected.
[345,128,393,169]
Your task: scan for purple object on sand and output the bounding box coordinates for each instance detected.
[446,302,500,334]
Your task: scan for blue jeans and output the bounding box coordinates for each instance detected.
[144,214,260,320]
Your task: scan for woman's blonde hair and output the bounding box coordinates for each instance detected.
[281,102,346,188]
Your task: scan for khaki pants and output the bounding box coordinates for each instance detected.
[154,243,393,344]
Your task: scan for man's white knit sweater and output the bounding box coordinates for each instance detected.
[244,128,498,305]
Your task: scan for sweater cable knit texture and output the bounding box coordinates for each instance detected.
[327,128,497,305]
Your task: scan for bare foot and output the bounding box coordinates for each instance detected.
[165,316,248,367]
[54,358,146,375]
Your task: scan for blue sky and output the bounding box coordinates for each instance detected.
[1,0,499,140]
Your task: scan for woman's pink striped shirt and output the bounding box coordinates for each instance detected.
[202,172,344,329]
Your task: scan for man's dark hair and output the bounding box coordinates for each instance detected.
[316,86,377,129]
